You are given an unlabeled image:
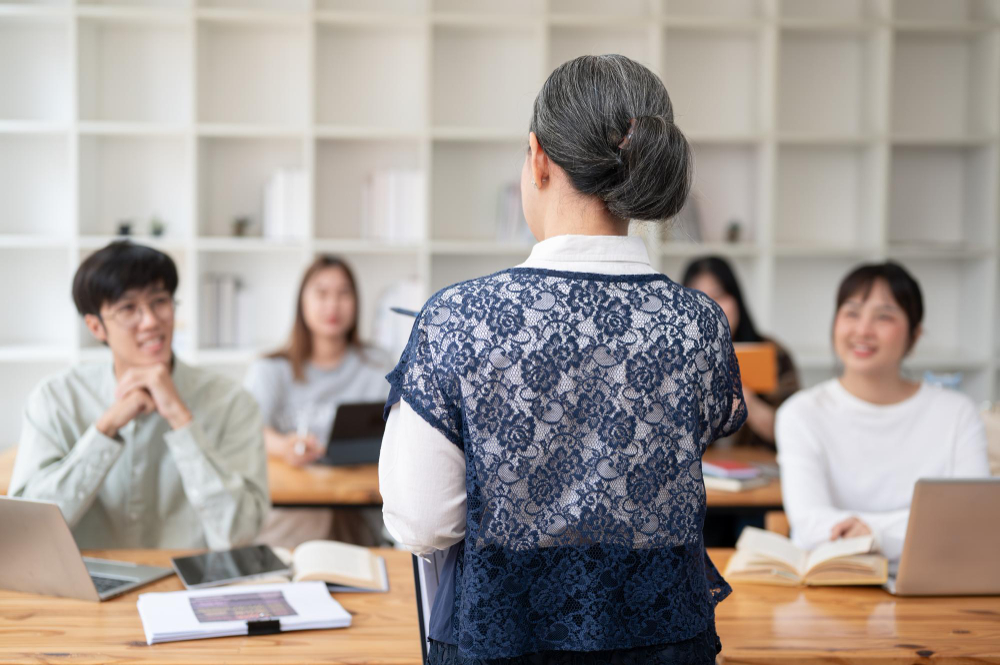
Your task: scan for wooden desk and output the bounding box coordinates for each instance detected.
[703,446,783,509]
[710,549,1000,663]
[0,548,421,664]
[268,458,382,508]
[3,445,782,509]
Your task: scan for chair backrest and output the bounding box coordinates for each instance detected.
[983,405,1000,476]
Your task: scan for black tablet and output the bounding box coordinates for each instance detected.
[171,545,291,589]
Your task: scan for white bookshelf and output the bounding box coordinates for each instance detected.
[0,0,999,447]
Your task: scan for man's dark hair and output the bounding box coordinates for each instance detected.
[835,261,924,344]
[72,241,179,317]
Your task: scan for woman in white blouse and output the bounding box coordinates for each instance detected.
[775,262,989,562]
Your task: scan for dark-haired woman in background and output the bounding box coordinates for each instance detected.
[776,262,988,563]
[245,255,390,547]
[683,256,799,448]
[380,55,745,663]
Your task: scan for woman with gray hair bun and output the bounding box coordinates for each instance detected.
[379,54,745,664]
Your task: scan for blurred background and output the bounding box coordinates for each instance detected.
[0,0,998,446]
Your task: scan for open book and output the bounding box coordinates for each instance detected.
[723,527,888,586]
[253,541,389,593]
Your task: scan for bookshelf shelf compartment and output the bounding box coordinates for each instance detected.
[664,28,762,136]
[775,145,882,250]
[316,23,425,130]
[889,145,998,248]
[432,0,539,16]
[197,250,304,352]
[551,0,649,18]
[883,256,995,362]
[778,30,881,135]
[198,136,303,239]
[197,20,307,126]
[315,138,422,241]
[676,142,761,245]
[316,0,425,12]
[893,0,1000,23]
[891,31,999,139]
[548,25,652,71]
[79,134,191,237]
[432,25,542,131]
[772,257,861,352]
[0,249,74,348]
[0,16,70,122]
[780,0,886,20]
[0,134,70,237]
[664,0,763,20]
[78,17,191,124]
[198,0,309,10]
[430,139,528,243]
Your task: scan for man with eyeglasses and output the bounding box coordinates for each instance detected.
[9,241,269,550]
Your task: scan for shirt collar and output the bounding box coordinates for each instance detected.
[519,234,653,267]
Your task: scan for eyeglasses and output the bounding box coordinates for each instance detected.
[104,295,177,329]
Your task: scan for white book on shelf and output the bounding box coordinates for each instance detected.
[217,274,237,348]
[263,169,307,242]
[201,274,219,349]
[235,280,253,350]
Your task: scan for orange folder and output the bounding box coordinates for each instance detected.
[733,342,778,394]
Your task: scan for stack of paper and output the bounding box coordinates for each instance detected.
[201,273,252,348]
[361,169,426,242]
[263,169,308,241]
[137,581,351,645]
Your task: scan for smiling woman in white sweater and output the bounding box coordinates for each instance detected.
[775,262,989,563]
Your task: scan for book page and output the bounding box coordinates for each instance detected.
[805,554,888,586]
[293,540,379,588]
[723,549,801,585]
[735,527,807,574]
[805,535,874,573]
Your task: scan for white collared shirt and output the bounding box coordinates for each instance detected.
[379,234,657,556]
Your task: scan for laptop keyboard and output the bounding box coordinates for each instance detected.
[90,575,132,595]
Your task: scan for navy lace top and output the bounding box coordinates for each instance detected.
[385,267,747,660]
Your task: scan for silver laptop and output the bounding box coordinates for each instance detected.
[0,496,173,601]
[885,478,1000,596]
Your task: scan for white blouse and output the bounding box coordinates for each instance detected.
[776,379,990,562]
[378,234,657,556]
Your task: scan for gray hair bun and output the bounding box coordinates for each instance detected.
[530,54,692,222]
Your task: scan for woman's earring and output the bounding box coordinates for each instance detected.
[532,180,538,189]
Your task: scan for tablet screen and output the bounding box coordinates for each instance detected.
[172,545,290,589]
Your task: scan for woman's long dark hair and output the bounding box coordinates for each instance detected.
[682,256,763,343]
[268,255,361,382]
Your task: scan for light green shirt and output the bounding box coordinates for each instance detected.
[9,359,269,550]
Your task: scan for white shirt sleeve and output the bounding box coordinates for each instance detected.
[775,400,853,552]
[379,399,466,557]
[953,401,991,477]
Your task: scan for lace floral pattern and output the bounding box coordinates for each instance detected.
[386,267,746,660]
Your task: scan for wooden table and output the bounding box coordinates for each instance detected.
[703,446,783,510]
[2,445,782,509]
[0,548,421,664]
[3,548,996,664]
[268,458,382,508]
[710,549,1000,663]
